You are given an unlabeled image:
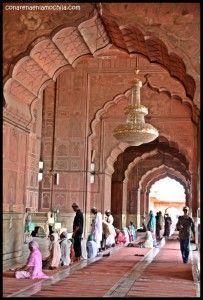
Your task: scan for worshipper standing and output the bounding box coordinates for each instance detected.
[147,210,157,246]
[176,206,195,264]
[15,241,50,279]
[102,220,116,249]
[155,212,160,238]
[163,213,172,238]
[43,233,61,269]
[105,209,114,225]
[102,210,114,248]
[72,203,84,262]
[86,234,98,259]
[141,216,147,232]
[147,210,156,232]
[59,231,72,266]
[91,207,103,251]
[156,211,164,240]
[128,221,137,241]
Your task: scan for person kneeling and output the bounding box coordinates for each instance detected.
[87,234,98,259]
[60,231,72,267]
[43,233,61,270]
[15,241,50,279]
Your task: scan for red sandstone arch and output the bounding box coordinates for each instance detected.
[141,165,190,210]
[125,152,190,204]
[4,10,197,131]
[88,84,193,182]
[125,165,190,222]
[146,172,188,199]
[145,171,189,213]
[124,150,190,185]
[110,139,190,228]
[114,139,190,181]
[4,11,195,100]
[105,135,190,177]
[140,166,190,192]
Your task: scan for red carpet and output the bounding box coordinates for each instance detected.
[33,247,150,297]
[3,240,197,297]
[127,240,197,297]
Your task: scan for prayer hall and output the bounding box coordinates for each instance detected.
[3,2,200,298]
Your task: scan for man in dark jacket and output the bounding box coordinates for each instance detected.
[176,206,195,264]
[72,203,84,262]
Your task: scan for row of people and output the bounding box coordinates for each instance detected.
[15,206,195,281]
[90,207,138,251]
[15,231,74,279]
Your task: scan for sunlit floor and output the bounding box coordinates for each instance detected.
[3,234,199,298]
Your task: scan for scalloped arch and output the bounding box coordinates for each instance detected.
[4,10,196,120]
[139,165,190,192]
[146,172,188,195]
[124,150,189,186]
[105,133,190,177]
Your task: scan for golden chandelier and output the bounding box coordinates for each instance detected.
[113,60,159,146]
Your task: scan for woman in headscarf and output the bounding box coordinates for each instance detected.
[147,210,157,246]
[147,210,156,233]
[128,221,137,241]
[59,232,72,266]
[43,233,61,269]
[15,240,50,279]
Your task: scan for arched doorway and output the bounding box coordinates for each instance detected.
[149,176,186,234]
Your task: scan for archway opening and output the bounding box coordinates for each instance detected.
[149,176,186,234]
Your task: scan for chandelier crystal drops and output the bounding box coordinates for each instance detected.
[113,61,159,146]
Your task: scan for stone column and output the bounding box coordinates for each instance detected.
[140,189,145,217]
[145,191,150,215]
[127,188,141,228]
[191,172,198,217]
[122,181,128,228]
[136,188,141,228]
[111,180,123,229]
[185,192,190,207]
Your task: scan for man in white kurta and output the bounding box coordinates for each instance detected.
[105,209,114,225]
[91,207,103,250]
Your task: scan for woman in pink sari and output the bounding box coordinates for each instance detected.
[15,240,50,279]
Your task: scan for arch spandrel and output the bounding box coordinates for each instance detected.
[4,10,198,130]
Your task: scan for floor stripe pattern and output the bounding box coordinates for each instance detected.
[126,240,197,297]
[3,239,198,298]
[33,247,150,297]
